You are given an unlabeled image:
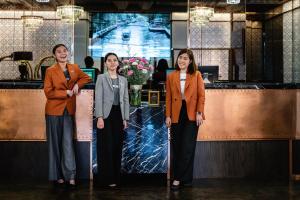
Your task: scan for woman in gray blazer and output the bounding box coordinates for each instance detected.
[94,52,129,188]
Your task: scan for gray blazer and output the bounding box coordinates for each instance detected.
[94,73,130,121]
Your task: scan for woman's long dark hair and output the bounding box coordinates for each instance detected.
[156,58,169,72]
[175,49,197,75]
[104,52,121,75]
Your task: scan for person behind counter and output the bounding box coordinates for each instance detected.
[152,58,169,90]
[84,56,100,75]
[94,52,129,188]
[43,44,91,187]
[165,48,205,190]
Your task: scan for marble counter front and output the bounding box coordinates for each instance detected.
[123,105,168,173]
[92,104,168,174]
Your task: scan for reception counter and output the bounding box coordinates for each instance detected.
[1,81,300,180]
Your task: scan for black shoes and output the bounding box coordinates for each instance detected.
[53,182,65,188]
[53,180,76,190]
[170,181,193,191]
[170,184,181,191]
[170,181,181,191]
[67,180,77,190]
[67,184,76,190]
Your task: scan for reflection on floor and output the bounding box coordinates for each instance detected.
[1,179,300,200]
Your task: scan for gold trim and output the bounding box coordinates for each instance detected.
[148,90,160,106]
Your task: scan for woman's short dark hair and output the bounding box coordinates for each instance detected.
[175,49,197,74]
[84,56,94,68]
[52,44,68,55]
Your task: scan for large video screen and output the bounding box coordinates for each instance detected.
[89,13,171,58]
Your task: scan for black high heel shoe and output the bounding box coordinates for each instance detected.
[170,181,181,191]
[67,180,77,190]
[53,179,65,188]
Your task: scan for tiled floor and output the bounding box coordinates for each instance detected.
[1,179,300,200]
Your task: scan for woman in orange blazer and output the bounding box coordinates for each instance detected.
[44,44,91,187]
[166,49,205,190]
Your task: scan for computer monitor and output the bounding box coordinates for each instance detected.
[166,69,175,75]
[198,66,219,83]
[81,68,96,82]
[41,65,50,81]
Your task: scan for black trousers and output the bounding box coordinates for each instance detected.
[170,101,198,184]
[96,105,124,185]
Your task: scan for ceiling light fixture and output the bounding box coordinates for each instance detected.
[56,5,84,23]
[21,0,44,30]
[227,0,240,4]
[190,6,214,26]
[21,15,44,30]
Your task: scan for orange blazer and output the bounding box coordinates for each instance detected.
[44,63,92,116]
[166,70,205,123]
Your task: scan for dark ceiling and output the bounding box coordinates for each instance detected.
[0,0,289,13]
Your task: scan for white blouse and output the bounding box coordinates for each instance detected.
[180,72,186,99]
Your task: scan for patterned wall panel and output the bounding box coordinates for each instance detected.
[272,16,283,82]
[294,0,300,8]
[282,1,300,83]
[264,20,275,81]
[252,28,263,79]
[232,22,245,80]
[210,13,231,21]
[233,14,246,21]
[190,22,231,49]
[235,49,246,80]
[0,19,22,80]
[193,50,229,80]
[174,13,245,81]
[283,1,293,12]
[246,21,263,81]
[283,12,293,83]
[0,11,74,80]
[232,22,245,48]
[245,27,252,80]
[293,8,300,82]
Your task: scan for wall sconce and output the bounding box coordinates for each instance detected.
[13,52,34,81]
[12,51,33,61]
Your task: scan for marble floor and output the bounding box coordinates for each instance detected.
[1,179,300,200]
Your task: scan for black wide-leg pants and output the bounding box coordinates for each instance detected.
[96,105,124,185]
[171,100,198,184]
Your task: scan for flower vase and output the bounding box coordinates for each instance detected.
[130,85,142,106]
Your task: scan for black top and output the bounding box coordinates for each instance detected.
[63,70,71,82]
